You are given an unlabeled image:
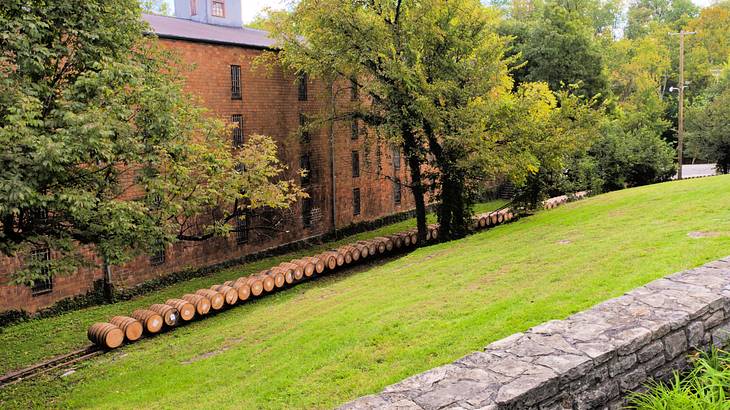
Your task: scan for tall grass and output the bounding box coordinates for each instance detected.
[628,347,730,410]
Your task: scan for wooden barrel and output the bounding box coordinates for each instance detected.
[399,233,411,247]
[490,213,498,225]
[182,294,211,316]
[275,265,294,285]
[223,280,252,302]
[478,216,488,229]
[131,309,164,334]
[166,299,196,321]
[253,271,275,292]
[336,247,353,264]
[149,304,179,327]
[88,323,125,349]
[305,256,326,274]
[409,231,418,245]
[196,289,225,310]
[280,262,304,281]
[353,243,369,259]
[268,268,287,288]
[323,251,344,267]
[240,276,264,297]
[375,237,394,252]
[211,284,239,305]
[318,252,338,271]
[390,234,404,249]
[341,246,360,262]
[430,226,439,240]
[292,259,316,277]
[109,316,143,342]
[357,241,377,256]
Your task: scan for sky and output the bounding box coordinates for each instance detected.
[162,0,715,24]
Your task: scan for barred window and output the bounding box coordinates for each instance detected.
[212,0,225,17]
[298,73,308,101]
[150,242,165,266]
[230,65,241,99]
[350,76,359,101]
[300,154,311,185]
[393,178,402,205]
[29,248,52,296]
[232,114,243,147]
[353,188,361,216]
[302,197,313,228]
[235,213,249,245]
[351,150,360,178]
[392,145,401,171]
[300,113,310,143]
[351,119,359,140]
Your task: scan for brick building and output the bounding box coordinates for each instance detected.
[0,3,415,314]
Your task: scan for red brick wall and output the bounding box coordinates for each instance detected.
[0,38,415,314]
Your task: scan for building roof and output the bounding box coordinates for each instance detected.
[142,13,276,49]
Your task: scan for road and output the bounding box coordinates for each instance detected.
[677,163,716,179]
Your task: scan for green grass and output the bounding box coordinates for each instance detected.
[2,176,730,409]
[628,347,730,409]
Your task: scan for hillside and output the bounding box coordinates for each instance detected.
[3,177,730,408]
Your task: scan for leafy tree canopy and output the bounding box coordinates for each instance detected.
[0,0,303,285]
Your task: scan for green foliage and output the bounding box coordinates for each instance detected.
[629,346,730,409]
[625,0,700,40]
[139,0,171,15]
[687,66,730,173]
[501,1,610,100]
[0,0,303,285]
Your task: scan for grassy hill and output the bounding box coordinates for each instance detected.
[3,176,730,408]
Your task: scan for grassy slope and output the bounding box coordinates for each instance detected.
[3,177,730,408]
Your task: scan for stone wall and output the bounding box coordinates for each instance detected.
[341,258,730,409]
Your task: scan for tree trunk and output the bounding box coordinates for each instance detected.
[102,258,113,303]
[402,127,428,244]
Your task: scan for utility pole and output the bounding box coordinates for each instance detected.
[669,30,696,180]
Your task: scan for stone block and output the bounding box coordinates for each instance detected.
[663,330,687,359]
[636,341,663,363]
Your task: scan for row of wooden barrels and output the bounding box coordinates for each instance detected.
[87,203,539,349]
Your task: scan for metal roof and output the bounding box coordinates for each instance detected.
[142,13,276,49]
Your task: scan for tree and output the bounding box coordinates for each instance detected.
[140,0,171,15]
[686,64,730,173]
[625,0,699,39]
[501,1,610,100]
[0,0,303,292]
[270,0,449,242]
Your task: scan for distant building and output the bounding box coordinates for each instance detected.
[0,1,415,314]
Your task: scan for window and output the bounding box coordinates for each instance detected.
[351,150,360,178]
[150,242,165,266]
[232,114,243,147]
[353,188,361,216]
[230,65,241,99]
[302,197,313,227]
[299,113,310,143]
[351,119,359,140]
[350,76,359,101]
[212,0,225,17]
[29,248,52,296]
[235,212,249,245]
[300,154,311,185]
[392,145,401,171]
[298,73,308,101]
[190,0,197,15]
[393,178,402,205]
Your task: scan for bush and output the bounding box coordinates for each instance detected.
[628,346,730,409]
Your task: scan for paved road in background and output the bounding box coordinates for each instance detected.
[677,164,716,179]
